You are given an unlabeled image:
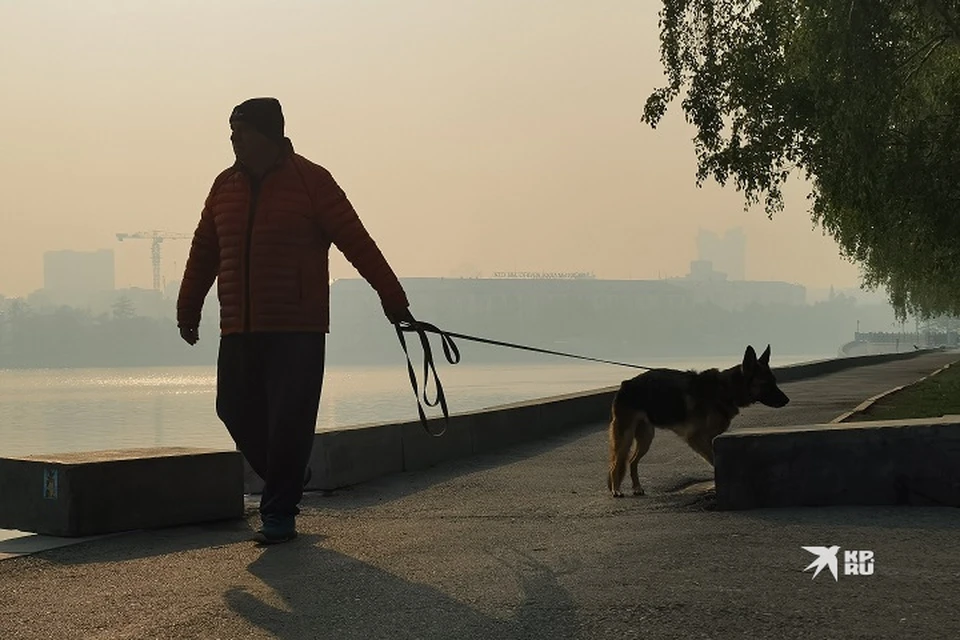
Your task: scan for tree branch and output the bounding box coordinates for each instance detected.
[903,35,948,85]
[897,33,950,71]
[716,0,760,34]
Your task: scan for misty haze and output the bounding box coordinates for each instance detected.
[2,3,959,636]
[1,2,948,458]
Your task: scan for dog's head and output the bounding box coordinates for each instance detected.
[741,344,790,408]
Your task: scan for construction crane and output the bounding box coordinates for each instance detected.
[116,230,193,291]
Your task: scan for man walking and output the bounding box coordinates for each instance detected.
[177,97,414,544]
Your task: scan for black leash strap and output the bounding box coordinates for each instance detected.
[394,320,461,437]
[394,319,653,437]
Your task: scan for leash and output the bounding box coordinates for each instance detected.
[394,319,654,437]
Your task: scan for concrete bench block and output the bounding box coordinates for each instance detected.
[0,447,244,537]
[312,423,403,491]
[539,390,615,427]
[714,418,960,510]
[244,425,403,494]
[471,404,544,453]
[401,414,474,472]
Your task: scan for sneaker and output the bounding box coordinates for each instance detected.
[254,514,297,545]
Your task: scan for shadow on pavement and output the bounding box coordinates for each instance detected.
[304,423,606,511]
[224,535,581,640]
[33,514,259,565]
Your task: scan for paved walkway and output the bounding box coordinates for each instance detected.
[2,352,959,640]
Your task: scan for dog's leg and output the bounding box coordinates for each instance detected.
[687,415,729,467]
[608,407,637,498]
[628,421,655,496]
[686,431,716,466]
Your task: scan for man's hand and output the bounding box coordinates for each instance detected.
[180,326,199,345]
[386,307,416,326]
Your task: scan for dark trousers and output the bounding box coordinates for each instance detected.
[215,332,326,518]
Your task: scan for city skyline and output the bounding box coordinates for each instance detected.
[3,223,862,303]
[1,2,865,300]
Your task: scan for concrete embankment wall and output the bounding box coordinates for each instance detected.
[244,349,942,493]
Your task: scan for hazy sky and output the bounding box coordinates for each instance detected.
[0,0,866,298]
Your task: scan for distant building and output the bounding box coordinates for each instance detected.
[807,285,890,305]
[324,274,811,365]
[687,260,728,282]
[697,228,745,280]
[673,261,805,309]
[325,276,701,364]
[41,249,115,308]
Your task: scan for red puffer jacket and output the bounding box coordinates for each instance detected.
[176,142,409,334]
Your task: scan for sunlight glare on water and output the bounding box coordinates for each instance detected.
[0,354,829,457]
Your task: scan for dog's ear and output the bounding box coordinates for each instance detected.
[760,344,771,365]
[742,345,757,376]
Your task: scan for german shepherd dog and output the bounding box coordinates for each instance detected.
[607,345,790,497]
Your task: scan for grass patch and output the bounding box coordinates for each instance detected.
[855,362,960,421]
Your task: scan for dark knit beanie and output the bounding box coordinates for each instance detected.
[230,97,285,140]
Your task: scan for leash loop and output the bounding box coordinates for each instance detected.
[394,319,652,437]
